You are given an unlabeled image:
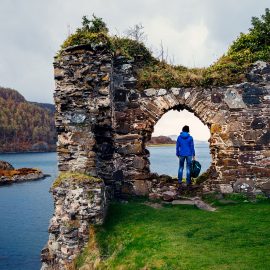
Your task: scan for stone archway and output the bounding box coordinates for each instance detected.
[54,45,270,197]
[147,108,211,177]
[42,44,270,270]
[112,86,236,195]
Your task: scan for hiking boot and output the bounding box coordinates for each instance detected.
[177,183,183,190]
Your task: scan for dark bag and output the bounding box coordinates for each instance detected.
[191,160,201,178]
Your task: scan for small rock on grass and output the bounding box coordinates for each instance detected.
[144,202,163,209]
[194,199,216,212]
[170,197,216,212]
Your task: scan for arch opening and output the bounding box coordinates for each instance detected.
[146,108,212,182]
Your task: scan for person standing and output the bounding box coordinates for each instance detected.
[176,125,195,186]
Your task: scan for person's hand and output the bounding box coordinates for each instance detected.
[193,156,196,160]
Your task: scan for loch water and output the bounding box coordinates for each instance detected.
[0,153,57,270]
[0,144,211,270]
[148,142,211,177]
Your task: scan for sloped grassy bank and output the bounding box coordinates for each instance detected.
[75,196,270,270]
[59,10,270,90]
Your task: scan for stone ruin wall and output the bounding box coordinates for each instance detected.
[54,45,115,189]
[54,44,270,197]
[42,45,270,270]
[41,43,270,269]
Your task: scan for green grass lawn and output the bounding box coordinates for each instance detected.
[78,198,270,270]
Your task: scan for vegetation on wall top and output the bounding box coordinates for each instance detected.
[60,9,270,88]
[60,14,155,64]
[61,15,110,50]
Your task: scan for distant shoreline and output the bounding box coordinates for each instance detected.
[0,150,57,154]
[147,142,209,147]
[147,144,175,147]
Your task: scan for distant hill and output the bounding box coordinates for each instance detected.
[148,135,209,146]
[29,102,55,114]
[147,136,176,145]
[0,87,56,153]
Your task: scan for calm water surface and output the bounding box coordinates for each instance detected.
[0,153,57,270]
[0,145,210,269]
[148,143,211,177]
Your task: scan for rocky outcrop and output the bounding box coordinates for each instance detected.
[147,136,176,145]
[0,160,14,170]
[41,172,107,270]
[0,160,45,184]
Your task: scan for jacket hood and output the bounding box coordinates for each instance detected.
[180,131,190,139]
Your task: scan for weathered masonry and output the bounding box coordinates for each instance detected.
[41,44,270,269]
[54,44,270,196]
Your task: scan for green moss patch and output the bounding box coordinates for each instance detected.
[61,32,111,50]
[110,37,156,64]
[52,171,102,189]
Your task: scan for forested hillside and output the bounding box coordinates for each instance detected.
[0,87,56,152]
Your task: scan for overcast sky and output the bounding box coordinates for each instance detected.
[0,1,268,139]
[153,110,210,140]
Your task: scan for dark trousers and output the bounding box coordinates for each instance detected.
[178,156,192,184]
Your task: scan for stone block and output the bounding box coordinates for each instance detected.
[121,182,134,195]
[224,88,246,109]
[149,193,162,200]
[115,134,141,143]
[258,131,270,145]
[171,88,180,95]
[157,89,167,96]
[184,91,190,100]
[242,85,264,105]
[116,122,131,134]
[239,153,255,164]
[211,91,224,103]
[70,113,86,124]
[162,191,177,201]
[117,143,142,155]
[251,117,266,129]
[54,68,65,80]
[219,184,233,194]
[133,156,146,170]
[233,179,255,193]
[98,86,109,96]
[133,180,149,196]
[144,88,157,96]
[97,97,110,108]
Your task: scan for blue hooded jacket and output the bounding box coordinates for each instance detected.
[176,132,195,157]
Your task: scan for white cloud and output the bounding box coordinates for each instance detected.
[153,110,210,141]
